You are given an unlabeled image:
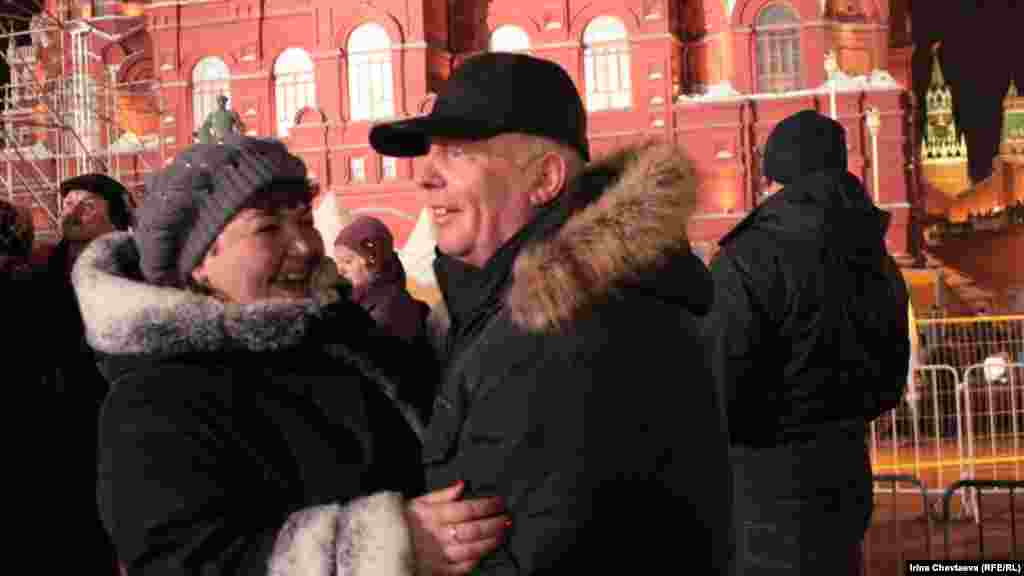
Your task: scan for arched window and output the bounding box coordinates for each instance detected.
[489,25,531,53]
[755,4,801,93]
[191,56,230,130]
[347,23,394,122]
[583,16,631,111]
[274,48,316,137]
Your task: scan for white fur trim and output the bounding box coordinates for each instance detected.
[268,492,415,576]
[71,231,342,356]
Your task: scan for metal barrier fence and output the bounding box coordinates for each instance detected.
[958,363,1023,519]
[869,475,934,560]
[870,315,1024,509]
[871,365,968,499]
[916,316,1024,371]
[941,480,1022,560]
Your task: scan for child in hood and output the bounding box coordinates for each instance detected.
[334,215,430,342]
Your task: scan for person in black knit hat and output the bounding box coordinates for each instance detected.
[703,109,911,575]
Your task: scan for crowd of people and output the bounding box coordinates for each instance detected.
[965,199,1024,229]
[2,53,913,576]
[930,198,1024,241]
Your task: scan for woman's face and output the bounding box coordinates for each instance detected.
[191,202,324,304]
[333,244,372,288]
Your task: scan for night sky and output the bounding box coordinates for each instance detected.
[910,0,1024,182]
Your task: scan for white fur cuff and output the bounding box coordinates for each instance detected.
[268,492,415,576]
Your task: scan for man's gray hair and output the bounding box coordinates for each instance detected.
[493,133,586,181]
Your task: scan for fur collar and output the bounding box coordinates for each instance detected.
[72,231,348,357]
[74,232,430,442]
[506,140,704,332]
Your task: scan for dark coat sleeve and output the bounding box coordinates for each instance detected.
[703,251,766,440]
[434,306,732,575]
[99,365,284,575]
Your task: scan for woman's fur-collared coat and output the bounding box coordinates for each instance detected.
[423,142,733,574]
[72,233,426,576]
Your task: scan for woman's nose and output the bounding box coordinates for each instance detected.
[284,225,312,256]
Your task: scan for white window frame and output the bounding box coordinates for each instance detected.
[583,16,631,112]
[191,56,231,130]
[347,23,394,122]
[274,48,316,138]
[381,156,398,179]
[489,25,531,53]
[755,4,802,94]
[351,157,366,182]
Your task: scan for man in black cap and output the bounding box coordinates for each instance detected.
[372,52,732,574]
[702,109,910,575]
[40,172,132,576]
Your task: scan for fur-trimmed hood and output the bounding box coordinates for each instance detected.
[72,231,349,357]
[505,140,711,332]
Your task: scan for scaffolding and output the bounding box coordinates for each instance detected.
[0,0,162,242]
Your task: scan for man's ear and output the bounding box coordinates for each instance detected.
[529,153,569,207]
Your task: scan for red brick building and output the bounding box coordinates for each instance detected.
[6,0,919,286]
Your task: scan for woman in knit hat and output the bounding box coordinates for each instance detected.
[70,134,507,576]
[334,215,431,342]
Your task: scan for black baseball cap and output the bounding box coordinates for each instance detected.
[369,52,590,162]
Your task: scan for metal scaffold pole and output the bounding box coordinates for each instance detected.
[0,0,163,237]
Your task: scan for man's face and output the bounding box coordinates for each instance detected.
[417,136,538,268]
[60,190,115,242]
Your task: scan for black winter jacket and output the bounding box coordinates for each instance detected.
[703,169,910,543]
[72,233,426,576]
[424,143,733,575]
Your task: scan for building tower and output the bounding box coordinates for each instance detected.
[920,42,971,202]
[1000,80,1023,158]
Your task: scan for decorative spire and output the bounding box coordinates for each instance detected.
[1001,79,1023,157]
[929,42,945,89]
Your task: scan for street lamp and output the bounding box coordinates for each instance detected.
[865,106,881,204]
[824,50,838,119]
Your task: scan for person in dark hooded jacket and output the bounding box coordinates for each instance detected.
[370,52,732,575]
[703,109,910,575]
[334,215,431,342]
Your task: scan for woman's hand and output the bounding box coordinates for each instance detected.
[406,481,511,575]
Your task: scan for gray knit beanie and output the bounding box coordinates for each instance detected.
[135,134,309,286]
